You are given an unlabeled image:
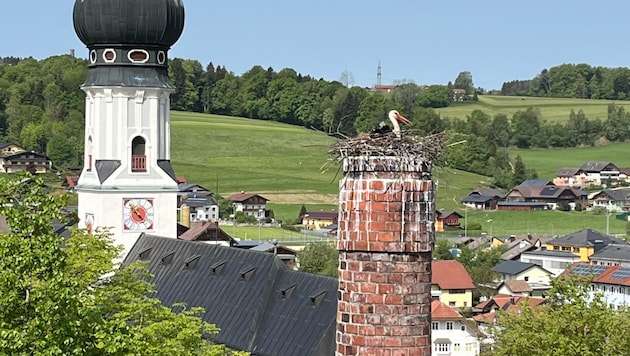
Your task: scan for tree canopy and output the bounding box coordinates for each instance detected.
[487,276,630,356]
[0,174,247,355]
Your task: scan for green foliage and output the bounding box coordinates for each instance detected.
[488,276,630,356]
[433,238,456,260]
[0,174,245,355]
[297,242,338,277]
[456,244,505,302]
[417,85,450,108]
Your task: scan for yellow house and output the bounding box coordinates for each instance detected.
[492,260,552,285]
[546,228,624,262]
[302,210,338,230]
[432,260,475,308]
[0,143,25,155]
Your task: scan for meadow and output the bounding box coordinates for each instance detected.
[513,143,630,180]
[436,95,630,122]
[168,97,630,239]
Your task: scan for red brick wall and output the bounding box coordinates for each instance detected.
[337,156,434,356]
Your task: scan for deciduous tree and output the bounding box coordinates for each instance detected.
[0,174,246,355]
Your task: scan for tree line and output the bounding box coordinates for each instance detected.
[501,63,630,100]
[6,55,630,188]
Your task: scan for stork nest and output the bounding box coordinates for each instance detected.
[328,130,448,164]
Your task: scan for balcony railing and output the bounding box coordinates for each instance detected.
[132,155,146,172]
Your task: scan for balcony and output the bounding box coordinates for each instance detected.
[132,155,146,172]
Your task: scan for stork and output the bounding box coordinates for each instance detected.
[371,110,411,137]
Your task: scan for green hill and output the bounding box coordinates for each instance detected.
[170,111,488,220]
[436,95,630,122]
[170,110,629,237]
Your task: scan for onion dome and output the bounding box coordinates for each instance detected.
[73,0,185,87]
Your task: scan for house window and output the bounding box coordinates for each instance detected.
[524,276,529,281]
[435,343,450,352]
[131,136,146,172]
[450,289,466,294]
[553,246,559,250]
[454,343,461,352]
[432,322,439,330]
[466,343,475,352]
[446,322,453,330]
[449,301,456,307]
[573,247,579,252]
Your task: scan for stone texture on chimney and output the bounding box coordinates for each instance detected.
[337,156,434,356]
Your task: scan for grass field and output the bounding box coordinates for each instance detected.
[436,95,630,122]
[168,103,630,238]
[513,143,630,180]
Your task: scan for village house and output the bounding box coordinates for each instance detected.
[461,188,502,210]
[545,228,625,262]
[520,249,580,277]
[492,260,552,286]
[589,243,630,267]
[554,161,621,188]
[435,210,464,232]
[432,260,476,308]
[566,263,630,309]
[499,180,587,211]
[301,210,338,230]
[589,188,630,212]
[229,192,268,219]
[431,300,481,355]
[0,142,52,174]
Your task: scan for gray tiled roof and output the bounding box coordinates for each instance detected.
[555,167,580,177]
[552,228,624,251]
[123,235,337,356]
[579,161,617,172]
[492,260,541,275]
[590,243,630,262]
[521,250,578,258]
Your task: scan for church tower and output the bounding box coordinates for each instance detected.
[73,0,185,257]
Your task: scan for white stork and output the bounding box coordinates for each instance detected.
[371,110,411,137]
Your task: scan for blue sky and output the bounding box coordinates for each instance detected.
[2,1,630,90]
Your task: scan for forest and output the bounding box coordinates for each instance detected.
[4,55,630,188]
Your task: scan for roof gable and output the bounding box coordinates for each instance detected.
[432,260,475,289]
[229,192,269,203]
[579,161,617,172]
[431,300,462,320]
[492,260,545,275]
[551,228,624,249]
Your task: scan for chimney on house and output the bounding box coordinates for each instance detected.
[336,155,435,356]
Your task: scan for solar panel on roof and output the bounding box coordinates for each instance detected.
[611,267,630,280]
[571,264,607,276]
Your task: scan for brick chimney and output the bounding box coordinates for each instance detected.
[337,156,434,356]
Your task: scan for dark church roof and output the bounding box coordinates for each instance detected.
[73,0,185,87]
[73,0,185,48]
[124,235,337,356]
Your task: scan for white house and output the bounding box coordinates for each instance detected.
[567,263,630,309]
[520,249,580,277]
[431,300,481,356]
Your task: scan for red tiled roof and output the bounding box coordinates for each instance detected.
[473,311,496,324]
[65,175,79,188]
[593,265,630,287]
[475,293,546,310]
[431,300,462,320]
[432,260,475,290]
[228,193,268,202]
[501,280,533,293]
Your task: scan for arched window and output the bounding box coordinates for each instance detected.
[131,136,146,172]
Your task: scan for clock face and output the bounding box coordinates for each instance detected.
[123,198,155,231]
